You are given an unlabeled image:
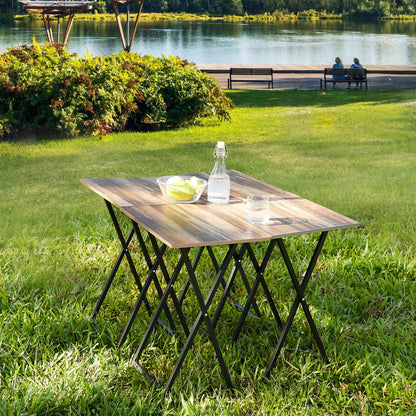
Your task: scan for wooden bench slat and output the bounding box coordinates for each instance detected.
[231,68,253,75]
[320,68,368,90]
[228,67,274,89]
[251,68,273,75]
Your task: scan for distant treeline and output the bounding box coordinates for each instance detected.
[2,0,416,18]
[140,0,416,17]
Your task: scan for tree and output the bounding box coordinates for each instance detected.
[214,0,244,14]
[0,0,15,13]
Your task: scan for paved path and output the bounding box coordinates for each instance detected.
[197,64,416,90]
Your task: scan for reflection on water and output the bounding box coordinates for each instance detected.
[1,19,416,64]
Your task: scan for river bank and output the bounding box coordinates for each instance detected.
[10,11,342,22]
[9,11,416,23]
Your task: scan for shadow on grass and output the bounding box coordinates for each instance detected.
[226,89,416,108]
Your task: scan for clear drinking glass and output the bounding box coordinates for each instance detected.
[245,195,271,224]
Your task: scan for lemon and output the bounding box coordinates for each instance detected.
[166,176,194,201]
[185,176,203,188]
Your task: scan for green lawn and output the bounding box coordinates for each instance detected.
[0,89,415,415]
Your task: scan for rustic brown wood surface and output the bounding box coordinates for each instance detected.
[81,177,165,207]
[81,170,359,248]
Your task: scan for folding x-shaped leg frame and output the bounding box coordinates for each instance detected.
[232,232,329,378]
[91,200,329,391]
[90,200,179,344]
[91,202,264,361]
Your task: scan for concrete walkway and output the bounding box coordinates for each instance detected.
[197,64,416,90]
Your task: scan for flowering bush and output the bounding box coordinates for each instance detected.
[0,42,232,138]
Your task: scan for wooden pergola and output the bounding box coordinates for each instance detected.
[19,0,144,51]
[19,0,95,47]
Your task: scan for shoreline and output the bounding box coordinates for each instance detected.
[197,64,416,90]
[9,12,416,23]
[197,64,416,72]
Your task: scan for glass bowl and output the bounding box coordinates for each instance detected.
[156,175,207,203]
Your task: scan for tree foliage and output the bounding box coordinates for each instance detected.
[2,0,416,16]
[95,0,416,17]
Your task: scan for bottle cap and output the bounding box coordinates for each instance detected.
[214,141,227,157]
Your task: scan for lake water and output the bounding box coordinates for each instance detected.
[1,19,416,65]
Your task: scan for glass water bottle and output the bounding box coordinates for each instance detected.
[207,141,230,203]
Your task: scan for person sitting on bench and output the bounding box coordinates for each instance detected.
[348,57,364,88]
[332,57,345,87]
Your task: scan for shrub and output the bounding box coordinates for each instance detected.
[0,43,74,136]
[0,42,233,139]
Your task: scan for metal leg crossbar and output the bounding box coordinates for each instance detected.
[232,233,329,378]
[265,232,329,376]
[130,244,238,390]
[162,245,238,391]
[177,244,262,321]
[91,200,176,346]
[130,240,284,391]
[92,202,329,389]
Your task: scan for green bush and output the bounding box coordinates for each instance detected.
[0,42,232,138]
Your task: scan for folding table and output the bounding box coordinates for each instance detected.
[81,170,359,391]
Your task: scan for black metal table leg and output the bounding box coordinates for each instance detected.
[232,240,278,343]
[131,222,178,333]
[164,245,237,391]
[91,201,151,339]
[117,242,174,349]
[90,223,135,322]
[148,234,190,337]
[92,200,177,347]
[178,246,205,308]
[131,247,190,366]
[265,232,329,377]
[228,244,262,317]
[212,244,251,328]
[246,243,283,326]
[176,244,261,320]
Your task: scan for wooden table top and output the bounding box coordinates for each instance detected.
[81,170,360,248]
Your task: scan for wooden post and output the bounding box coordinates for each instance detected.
[20,1,94,48]
[43,14,54,43]
[62,15,75,47]
[127,0,143,53]
[113,1,127,51]
[113,0,144,53]
[57,17,61,43]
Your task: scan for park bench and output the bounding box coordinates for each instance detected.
[228,68,274,89]
[320,68,368,90]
